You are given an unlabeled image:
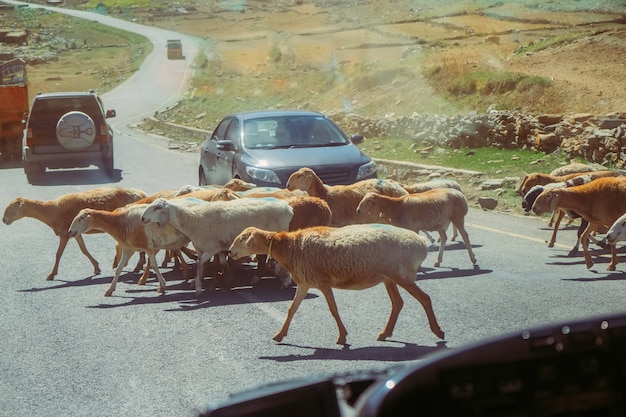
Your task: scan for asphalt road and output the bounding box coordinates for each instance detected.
[1,3,626,417]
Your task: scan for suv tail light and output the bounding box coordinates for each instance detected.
[99,124,109,143]
[26,127,33,147]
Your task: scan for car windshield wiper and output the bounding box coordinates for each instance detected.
[274,142,347,149]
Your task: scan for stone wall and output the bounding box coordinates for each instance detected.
[328,110,626,168]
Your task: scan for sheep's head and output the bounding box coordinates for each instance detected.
[224,178,256,191]
[521,185,544,213]
[286,167,316,192]
[141,198,169,227]
[3,197,29,225]
[532,190,558,216]
[211,188,240,201]
[355,192,384,221]
[68,209,93,237]
[607,214,626,245]
[229,227,269,260]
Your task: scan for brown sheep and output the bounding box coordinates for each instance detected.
[286,167,408,226]
[356,189,477,268]
[228,225,444,344]
[2,187,147,280]
[531,176,626,271]
[68,204,190,296]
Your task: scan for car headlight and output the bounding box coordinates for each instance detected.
[245,166,281,184]
[356,160,377,180]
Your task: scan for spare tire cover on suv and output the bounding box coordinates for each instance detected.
[56,111,96,151]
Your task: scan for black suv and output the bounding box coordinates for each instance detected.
[22,91,116,182]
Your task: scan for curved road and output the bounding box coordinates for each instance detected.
[1,3,626,417]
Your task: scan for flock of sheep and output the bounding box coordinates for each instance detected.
[518,162,626,272]
[3,167,480,344]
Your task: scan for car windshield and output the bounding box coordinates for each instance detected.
[243,116,348,149]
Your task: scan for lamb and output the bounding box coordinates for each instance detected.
[531,176,626,270]
[68,204,190,296]
[356,188,477,267]
[228,225,444,344]
[402,178,463,242]
[140,197,294,296]
[2,187,147,280]
[286,167,408,226]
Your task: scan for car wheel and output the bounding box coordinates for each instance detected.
[199,167,208,186]
[56,111,96,151]
[101,157,114,174]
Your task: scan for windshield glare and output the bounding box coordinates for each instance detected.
[244,116,348,148]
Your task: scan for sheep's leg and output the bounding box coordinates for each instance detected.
[318,286,348,345]
[274,284,309,342]
[607,244,619,271]
[580,223,594,269]
[74,234,101,276]
[548,210,565,248]
[568,219,588,257]
[105,249,133,296]
[451,225,458,242]
[47,235,70,280]
[434,229,447,267]
[395,279,445,340]
[137,258,151,285]
[422,231,436,244]
[194,251,213,297]
[455,222,477,265]
[547,210,556,227]
[147,252,167,294]
[132,251,146,273]
[377,280,404,341]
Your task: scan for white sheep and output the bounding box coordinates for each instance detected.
[228,225,444,344]
[356,188,477,267]
[2,187,147,280]
[286,167,408,226]
[68,204,190,296]
[607,213,626,247]
[140,197,294,296]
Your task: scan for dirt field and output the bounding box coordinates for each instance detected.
[136,1,626,116]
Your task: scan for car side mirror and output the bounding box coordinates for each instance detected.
[351,134,364,145]
[106,109,116,118]
[217,140,236,152]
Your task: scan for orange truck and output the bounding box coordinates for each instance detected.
[0,58,28,160]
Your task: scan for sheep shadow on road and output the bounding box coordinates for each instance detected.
[260,340,448,363]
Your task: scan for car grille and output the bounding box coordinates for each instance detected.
[316,169,352,185]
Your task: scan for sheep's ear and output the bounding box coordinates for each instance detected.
[549,192,560,212]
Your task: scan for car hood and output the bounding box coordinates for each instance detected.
[242,144,370,168]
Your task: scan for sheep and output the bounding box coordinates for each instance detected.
[228,225,444,344]
[531,176,626,270]
[174,178,257,197]
[606,213,626,247]
[522,178,608,255]
[517,169,621,198]
[68,204,190,296]
[140,197,294,296]
[356,189,477,268]
[208,188,333,287]
[402,178,464,242]
[2,187,147,280]
[286,167,408,226]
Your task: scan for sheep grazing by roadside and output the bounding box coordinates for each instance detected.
[2,187,147,280]
[531,176,626,270]
[356,188,477,268]
[140,197,294,296]
[228,225,444,344]
[286,167,408,226]
[68,204,191,296]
